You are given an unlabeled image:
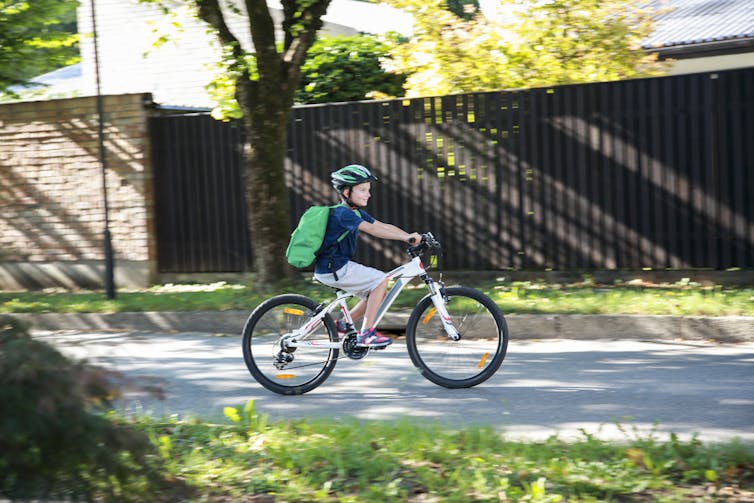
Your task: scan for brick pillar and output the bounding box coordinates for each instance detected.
[0,93,156,289]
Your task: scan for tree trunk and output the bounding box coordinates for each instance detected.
[238,80,292,284]
[194,0,330,284]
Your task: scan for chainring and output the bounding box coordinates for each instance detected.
[342,333,369,360]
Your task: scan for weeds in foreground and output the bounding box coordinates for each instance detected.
[129,400,754,502]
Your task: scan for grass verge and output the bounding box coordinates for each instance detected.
[1,278,753,316]
[131,400,754,502]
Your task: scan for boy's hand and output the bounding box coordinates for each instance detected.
[407,232,422,244]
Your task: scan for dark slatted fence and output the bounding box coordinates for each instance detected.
[151,114,252,272]
[152,68,754,272]
[288,68,754,271]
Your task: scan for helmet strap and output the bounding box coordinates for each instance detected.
[340,187,360,208]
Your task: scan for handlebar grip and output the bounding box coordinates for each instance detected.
[408,233,438,247]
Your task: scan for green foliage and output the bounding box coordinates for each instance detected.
[0,0,80,96]
[295,34,405,104]
[385,0,668,97]
[446,0,479,20]
[134,401,754,501]
[205,42,256,120]
[208,34,405,118]
[0,315,180,501]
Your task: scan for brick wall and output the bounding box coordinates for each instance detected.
[0,93,156,289]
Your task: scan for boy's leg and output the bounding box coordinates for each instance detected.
[349,300,366,324]
[336,299,365,334]
[317,262,392,347]
[361,277,389,332]
[357,278,393,348]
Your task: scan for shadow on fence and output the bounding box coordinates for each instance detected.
[151,68,754,273]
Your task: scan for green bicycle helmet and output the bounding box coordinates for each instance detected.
[331,164,378,191]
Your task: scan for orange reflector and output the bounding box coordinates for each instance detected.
[275,373,296,379]
[477,352,490,368]
[283,308,305,316]
[422,307,437,325]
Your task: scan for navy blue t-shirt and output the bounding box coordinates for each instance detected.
[313,205,375,274]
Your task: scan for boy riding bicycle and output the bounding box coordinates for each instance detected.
[313,164,421,348]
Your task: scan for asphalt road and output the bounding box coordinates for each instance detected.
[33,330,754,443]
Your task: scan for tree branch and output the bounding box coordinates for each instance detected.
[280,0,297,51]
[195,0,243,61]
[280,0,331,89]
[245,0,281,79]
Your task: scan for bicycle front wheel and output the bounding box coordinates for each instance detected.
[242,294,339,395]
[406,286,508,388]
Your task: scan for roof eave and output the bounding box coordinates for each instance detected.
[646,37,754,60]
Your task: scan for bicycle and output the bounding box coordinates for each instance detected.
[241,233,509,395]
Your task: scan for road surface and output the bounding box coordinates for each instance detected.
[33,330,754,443]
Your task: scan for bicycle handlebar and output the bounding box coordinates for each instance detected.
[407,232,441,258]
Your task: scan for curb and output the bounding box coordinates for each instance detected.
[8,311,754,343]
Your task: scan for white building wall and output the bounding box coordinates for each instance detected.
[76,0,374,107]
[666,52,754,75]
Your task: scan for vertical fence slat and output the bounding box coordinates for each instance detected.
[597,82,614,268]
[550,86,564,269]
[745,70,754,267]
[728,72,745,266]
[541,88,555,269]
[663,77,678,268]
[677,75,692,269]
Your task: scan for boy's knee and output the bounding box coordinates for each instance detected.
[370,278,388,296]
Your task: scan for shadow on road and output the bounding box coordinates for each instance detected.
[37,332,754,442]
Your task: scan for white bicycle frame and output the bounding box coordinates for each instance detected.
[286,255,460,349]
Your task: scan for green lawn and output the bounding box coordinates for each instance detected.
[1,278,753,316]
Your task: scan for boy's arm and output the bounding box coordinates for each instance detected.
[358,219,421,243]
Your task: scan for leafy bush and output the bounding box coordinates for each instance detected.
[295,34,406,104]
[0,315,185,501]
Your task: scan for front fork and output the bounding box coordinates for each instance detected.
[425,278,461,341]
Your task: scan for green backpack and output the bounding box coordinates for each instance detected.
[286,204,361,268]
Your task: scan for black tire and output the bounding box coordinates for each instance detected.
[406,286,508,388]
[242,294,339,395]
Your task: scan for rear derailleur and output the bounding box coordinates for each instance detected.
[273,336,296,369]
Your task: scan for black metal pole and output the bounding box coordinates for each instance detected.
[90,0,116,299]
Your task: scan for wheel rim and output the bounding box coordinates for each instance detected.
[411,293,503,383]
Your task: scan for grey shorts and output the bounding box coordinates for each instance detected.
[314,261,387,300]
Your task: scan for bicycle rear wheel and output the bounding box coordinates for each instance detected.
[242,294,339,395]
[406,286,508,388]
